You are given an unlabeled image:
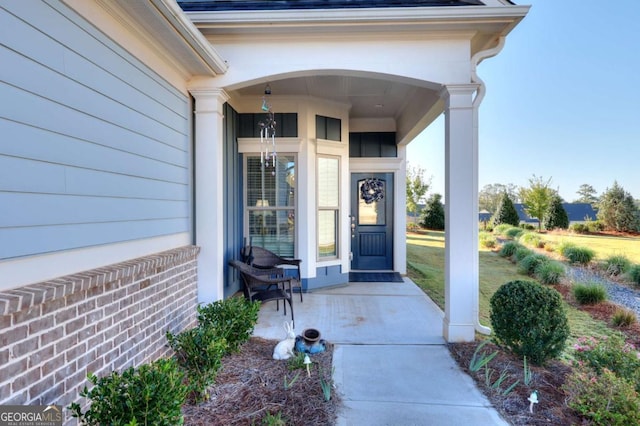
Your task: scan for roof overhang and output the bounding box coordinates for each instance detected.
[82,0,228,76]
[183,5,529,56]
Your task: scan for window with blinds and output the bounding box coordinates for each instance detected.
[317,156,339,259]
[246,154,296,257]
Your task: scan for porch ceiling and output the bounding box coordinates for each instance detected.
[233,75,437,121]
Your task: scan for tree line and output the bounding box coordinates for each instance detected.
[406,165,640,233]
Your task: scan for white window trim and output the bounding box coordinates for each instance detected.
[243,153,298,257]
[316,154,340,262]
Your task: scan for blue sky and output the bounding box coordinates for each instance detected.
[407,0,640,202]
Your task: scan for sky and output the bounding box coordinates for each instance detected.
[407,0,640,202]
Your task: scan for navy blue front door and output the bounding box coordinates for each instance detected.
[350,173,393,270]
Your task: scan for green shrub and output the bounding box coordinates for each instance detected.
[543,241,557,253]
[166,326,228,401]
[517,253,549,276]
[512,247,533,263]
[572,334,640,391]
[543,195,569,230]
[504,227,524,240]
[563,366,640,426]
[612,308,637,328]
[69,358,187,426]
[572,282,607,305]
[604,254,632,277]
[479,232,497,248]
[490,193,520,227]
[535,260,565,285]
[518,232,544,248]
[627,264,640,285]
[490,280,569,365]
[587,220,605,233]
[493,224,514,236]
[421,193,445,230]
[520,223,536,230]
[570,223,588,234]
[557,240,577,256]
[407,222,421,232]
[498,241,521,258]
[197,297,260,353]
[562,246,595,264]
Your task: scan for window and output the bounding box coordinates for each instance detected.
[317,156,339,258]
[246,155,296,257]
[316,115,341,141]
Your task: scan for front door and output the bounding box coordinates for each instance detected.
[350,173,393,270]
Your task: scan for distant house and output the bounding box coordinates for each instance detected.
[513,203,597,225]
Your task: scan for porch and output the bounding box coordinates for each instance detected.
[252,278,508,425]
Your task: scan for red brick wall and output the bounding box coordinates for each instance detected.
[0,246,200,419]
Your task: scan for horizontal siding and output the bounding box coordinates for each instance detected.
[1,2,188,128]
[0,219,187,259]
[0,1,192,260]
[1,192,189,227]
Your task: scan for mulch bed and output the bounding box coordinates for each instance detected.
[182,337,339,425]
[448,341,583,426]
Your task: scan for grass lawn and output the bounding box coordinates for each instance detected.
[406,230,614,354]
[540,230,640,263]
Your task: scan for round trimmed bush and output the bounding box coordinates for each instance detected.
[490,280,570,365]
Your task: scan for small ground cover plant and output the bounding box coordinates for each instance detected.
[612,307,637,328]
[563,365,640,426]
[563,334,640,425]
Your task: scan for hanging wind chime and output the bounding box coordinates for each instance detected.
[258,84,277,171]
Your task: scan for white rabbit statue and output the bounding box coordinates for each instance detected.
[272,321,296,360]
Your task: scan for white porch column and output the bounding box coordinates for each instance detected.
[442,84,479,342]
[189,81,230,304]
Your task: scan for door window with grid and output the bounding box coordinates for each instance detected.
[246,155,296,257]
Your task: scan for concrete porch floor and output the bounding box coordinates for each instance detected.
[252,278,508,426]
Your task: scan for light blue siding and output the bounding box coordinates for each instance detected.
[0,1,192,260]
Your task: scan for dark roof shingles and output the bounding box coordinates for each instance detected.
[178,0,485,12]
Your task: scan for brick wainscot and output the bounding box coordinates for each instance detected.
[0,246,200,422]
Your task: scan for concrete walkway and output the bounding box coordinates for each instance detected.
[252,278,508,426]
